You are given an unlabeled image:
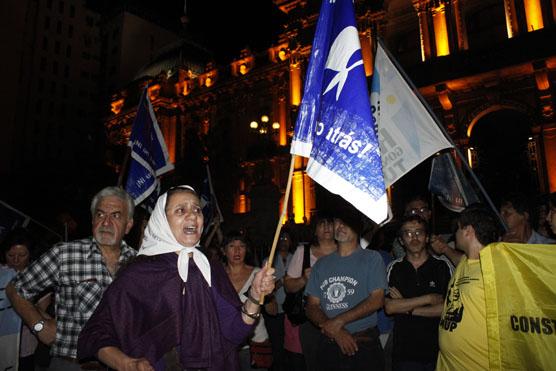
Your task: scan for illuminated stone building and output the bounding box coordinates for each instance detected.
[379,0,556,204]
[104,0,556,231]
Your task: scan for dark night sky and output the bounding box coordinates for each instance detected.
[120,0,288,62]
[186,1,287,61]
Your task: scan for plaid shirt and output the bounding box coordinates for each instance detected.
[11,238,136,358]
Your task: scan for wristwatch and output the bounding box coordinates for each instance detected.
[32,320,45,334]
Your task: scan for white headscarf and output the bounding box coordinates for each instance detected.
[138,186,211,287]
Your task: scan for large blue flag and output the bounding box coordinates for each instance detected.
[290,0,387,223]
[125,88,174,207]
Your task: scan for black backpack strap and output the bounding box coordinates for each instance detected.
[301,244,311,271]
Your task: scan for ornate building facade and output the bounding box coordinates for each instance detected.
[105,0,556,228]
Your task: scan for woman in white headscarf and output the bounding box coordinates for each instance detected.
[78,186,275,371]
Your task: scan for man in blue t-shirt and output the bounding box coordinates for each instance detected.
[305,206,387,371]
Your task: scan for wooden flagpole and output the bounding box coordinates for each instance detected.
[259,154,296,304]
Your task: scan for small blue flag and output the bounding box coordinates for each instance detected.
[429,152,480,212]
[125,88,174,208]
[200,175,213,232]
[199,163,223,235]
[290,0,387,223]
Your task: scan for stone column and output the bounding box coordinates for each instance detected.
[413,1,433,61]
[289,61,302,107]
[452,0,468,51]
[431,3,450,57]
[292,155,306,224]
[278,95,288,146]
[503,0,519,38]
[360,29,374,77]
[523,0,544,31]
[542,125,556,192]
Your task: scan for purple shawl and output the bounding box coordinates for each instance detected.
[77,253,253,370]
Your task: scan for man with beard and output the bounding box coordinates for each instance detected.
[6,187,136,370]
[385,215,452,371]
[305,206,387,371]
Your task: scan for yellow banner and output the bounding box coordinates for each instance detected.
[481,242,556,370]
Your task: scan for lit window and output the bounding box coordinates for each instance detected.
[239,63,248,75]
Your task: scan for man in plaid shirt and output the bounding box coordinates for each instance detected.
[6,187,137,370]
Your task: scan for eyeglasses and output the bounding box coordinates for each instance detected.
[407,207,429,215]
[401,229,426,239]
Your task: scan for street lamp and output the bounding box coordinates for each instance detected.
[249,114,280,135]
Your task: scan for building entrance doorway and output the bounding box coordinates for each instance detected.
[469,109,537,205]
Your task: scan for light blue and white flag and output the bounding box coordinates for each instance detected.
[371,41,453,187]
[125,88,174,207]
[290,0,387,223]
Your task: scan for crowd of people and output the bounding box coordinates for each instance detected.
[1,184,555,371]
